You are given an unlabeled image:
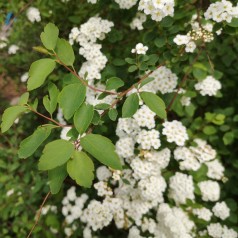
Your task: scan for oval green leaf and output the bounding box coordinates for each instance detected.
[48,164,68,194]
[27,59,56,91]
[40,23,59,50]
[80,134,122,170]
[67,151,94,188]
[74,103,94,135]
[122,93,139,118]
[58,83,86,120]
[106,77,124,90]
[38,139,75,171]
[1,106,27,133]
[56,38,75,66]
[140,92,166,119]
[18,126,52,158]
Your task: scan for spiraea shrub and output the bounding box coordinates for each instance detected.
[0,0,238,237]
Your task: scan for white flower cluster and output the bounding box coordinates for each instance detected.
[193,207,213,221]
[174,138,219,172]
[8,45,19,54]
[138,0,175,22]
[114,0,138,9]
[174,14,216,53]
[207,223,238,238]
[198,180,220,202]
[162,120,189,146]
[195,75,222,96]
[155,203,195,237]
[131,43,148,55]
[168,172,195,205]
[212,201,230,220]
[141,66,178,94]
[26,7,41,23]
[69,17,114,82]
[204,0,238,23]
[130,13,147,30]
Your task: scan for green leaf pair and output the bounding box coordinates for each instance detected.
[122,91,166,119]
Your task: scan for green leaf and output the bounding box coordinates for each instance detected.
[106,77,124,90]
[223,132,234,145]
[1,106,27,133]
[122,93,139,118]
[125,58,136,64]
[18,92,29,105]
[128,65,138,72]
[203,126,217,135]
[67,151,94,188]
[154,37,166,48]
[38,140,75,170]
[43,83,59,116]
[27,59,56,91]
[193,68,207,80]
[81,134,122,170]
[56,38,75,66]
[58,83,86,120]
[94,103,110,110]
[40,23,59,50]
[108,108,118,121]
[140,92,166,119]
[140,77,154,88]
[48,164,67,194]
[18,126,52,158]
[74,103,94,135]
[228,18,238,27]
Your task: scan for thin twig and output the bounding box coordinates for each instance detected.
[27,106,69,128]
[26,192,51,238]
[55,56,117,95]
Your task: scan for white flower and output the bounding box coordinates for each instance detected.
[114,0,138,9]
[20,72,29,83]
[212,201,230,220]
[185,41,196,53]
[8,45,19,54]
[136,129,161,150]
[169,172,195,204]
[198,180,220,201]
[96,166,112,181]
[207,223,223,238]
[6,189,14,197]
[193,207,213,221]
[162,120,189,146]
[133,105,156,129]
[131,43,148,55]
[195,76,222,96]
[206,160,224,180]
[141,66,178,94]
[26,7,41,23]
[174,34,191,45]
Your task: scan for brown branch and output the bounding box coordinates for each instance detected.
[26,192,51,238]
[55,56,118,95]
[27,106,69,128]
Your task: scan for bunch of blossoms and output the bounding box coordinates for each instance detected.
[138,0,175,21]
[130,13,147,30]
[26,7,41,23]
[204,0,238,23]
[114,0,138,9]
[195,75,222,96]
[69,17,114,83]
[173,14,215,53]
